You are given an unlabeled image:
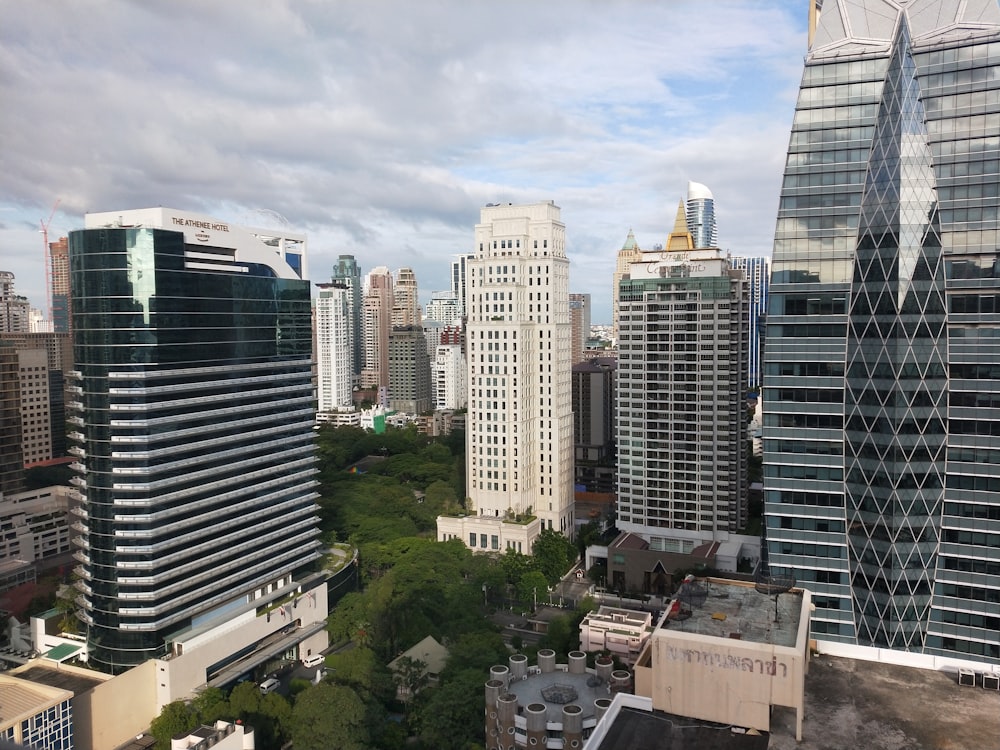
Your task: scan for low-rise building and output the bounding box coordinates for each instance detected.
[578,607,653,666]
[633,576,811,741]
[0,672,74,750]
[484,650,632,750]
[169,720,254,750]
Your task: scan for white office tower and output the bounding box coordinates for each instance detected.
[437,201,574,554]
[316,283,354,412]
[425,290,462,327]
[617,206,749,544]
[432,344,467,410]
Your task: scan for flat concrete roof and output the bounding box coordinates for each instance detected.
[12,663,104,696]
[768,656,1000,749]
[663,578,802,648]
[504,669,611,725]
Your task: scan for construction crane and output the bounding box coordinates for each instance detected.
[39,199,60,323]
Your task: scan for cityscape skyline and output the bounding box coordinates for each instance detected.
[0,1,808,322]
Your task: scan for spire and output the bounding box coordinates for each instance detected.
[621,228,639,251]
[666,201,694,251]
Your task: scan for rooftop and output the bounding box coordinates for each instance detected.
[11,663,106,696]
[661,578,802,649]
[596,706,767,750]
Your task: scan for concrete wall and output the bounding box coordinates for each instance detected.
[157,582,329,706]
[73,660,158,750]
[638,629,806,732]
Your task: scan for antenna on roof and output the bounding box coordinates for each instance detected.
[755,569,796,623]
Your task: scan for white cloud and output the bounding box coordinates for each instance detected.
[0,0,807,320]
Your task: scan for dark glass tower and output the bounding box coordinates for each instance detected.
[764,0,1000,664]
[69,209,320,672]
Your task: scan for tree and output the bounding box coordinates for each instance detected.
[228,680,261,718]
[516,571,550,611]
[532,528,577,584]
[291,683,369,750]
[191,687,229,724]
[411,668,485,750]
[392,655,428,703]
[149,701,198,750]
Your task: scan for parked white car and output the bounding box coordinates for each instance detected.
[302,653,324,668]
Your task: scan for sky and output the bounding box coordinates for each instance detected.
[0,0,808,323]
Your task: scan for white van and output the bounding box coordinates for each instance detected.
[302,653,324,669]
[259,677,280,695]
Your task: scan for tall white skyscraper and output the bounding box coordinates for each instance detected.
[431,343,466,410]
[686,181,718,249]
[424,290,462,327]
[437,201,574,553]
[316,282,354,412]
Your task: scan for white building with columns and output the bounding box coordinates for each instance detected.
[437,201,573,554]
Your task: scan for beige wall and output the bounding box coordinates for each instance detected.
[73,660,158,750]
[638,630,805,731]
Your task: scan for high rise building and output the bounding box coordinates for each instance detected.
[572,357,617,494]
[451,253,473,319]
[332,254,363,380]
[360,266,393,395]
[569,293,591,365]
[0,341,24,494]
[69,208,320,672]
[392,267,421,328]
[49,237,71,335]
[424,290,462,327]
[730,256,770,392]
[612,230,642,344]
[617,204,749,541]
[388,325,431,414]
[316,282,354,412]
[16,347,51,466]
[763,0,1000,664]
[0,272,30,334]
[431,343,466,410]
[437,201,574,553]
[685,181,718,249]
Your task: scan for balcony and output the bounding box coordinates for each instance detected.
[67,415,84,426]
[68,446,86,459]
[74,565,91,581]
[69,462,86,474]
[73,550,90,565]
[70,505,87,519]
[70,476,87,489]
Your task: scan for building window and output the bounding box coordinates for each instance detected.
[469,533,476,547]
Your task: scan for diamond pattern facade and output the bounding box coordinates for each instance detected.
[764,0,1000,665]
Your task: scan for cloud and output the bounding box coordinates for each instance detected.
[0,0,807,320]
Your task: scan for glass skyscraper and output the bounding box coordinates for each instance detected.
[69,208,320,672]
[764,0,1000,664]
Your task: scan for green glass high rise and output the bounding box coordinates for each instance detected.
[69,208,320,672]
[764,0,1000,664]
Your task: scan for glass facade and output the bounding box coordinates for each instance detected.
[764,1,1000,663]
[68,225,320,672]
